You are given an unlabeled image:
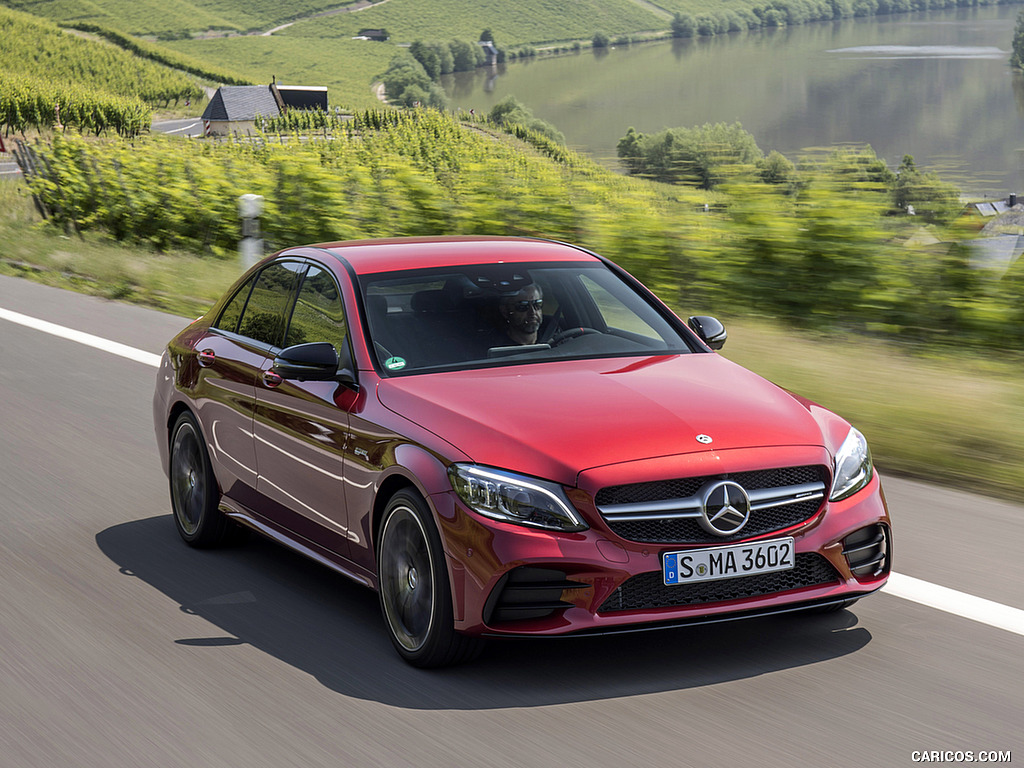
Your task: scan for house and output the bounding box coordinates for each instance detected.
[201,82,328,136]
[356,28,389,41]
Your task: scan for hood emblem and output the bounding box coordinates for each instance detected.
[700,480,751,536]
[696,434,713,444]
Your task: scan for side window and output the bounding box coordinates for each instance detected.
[214,276,256,334]
[237,261,303,346]
[285,266,348,361]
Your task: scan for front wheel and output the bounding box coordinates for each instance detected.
[169,412,231,548]
[377,490,482,668]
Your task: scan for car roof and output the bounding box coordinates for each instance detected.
[299,236,600,276]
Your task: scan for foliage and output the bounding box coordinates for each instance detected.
[280,0,659,47]
[409,39,483,79]
[65,23,252,85]
[378,55,450,108]
[1012,9,1024,69]
[892,155,961,224]
[756,151,795,185]
[487,96,565,145]
[0,7,202,107]
[617,123,763,189]
[20,110,1021,359]
[1,0,361,35]
[671,13,697,37]
[0,72,150,136]
[592,32,611,48]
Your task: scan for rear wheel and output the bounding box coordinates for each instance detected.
[169,412,230,548]
[377,489,482,668]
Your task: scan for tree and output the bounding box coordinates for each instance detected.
[893,154,961,224]
[489,96,565,145]
[671,13,697,38]
[592,32,610,48]
[616,122,763,188]
[1012,10,1024,70]
[479,28,494,43]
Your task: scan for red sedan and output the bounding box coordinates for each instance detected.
[153,236,891,667]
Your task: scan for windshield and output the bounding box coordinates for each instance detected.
[360,261,695,375]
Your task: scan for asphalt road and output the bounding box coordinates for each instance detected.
[0,273,1020,768]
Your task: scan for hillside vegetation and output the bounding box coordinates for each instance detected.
[0,6,201,105]
[0,0,359,35]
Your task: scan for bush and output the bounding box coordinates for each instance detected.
[617,122,763,189]
[671,13,697,38]
[592,32,610,48]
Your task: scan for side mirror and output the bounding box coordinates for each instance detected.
[273,342,341,381]
[687,315,727,350]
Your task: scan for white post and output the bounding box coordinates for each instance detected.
[238,194,264,270]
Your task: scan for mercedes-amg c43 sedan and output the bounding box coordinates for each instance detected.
[153,236,891,667]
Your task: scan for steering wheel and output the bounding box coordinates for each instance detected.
[549,327,600,347]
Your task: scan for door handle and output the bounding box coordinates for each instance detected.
[197,349,216,367]
[262,370,283,388]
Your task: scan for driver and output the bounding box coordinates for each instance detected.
[483,284,544,347]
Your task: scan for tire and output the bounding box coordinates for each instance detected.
[377,489,483,668]
[169,412,231,548]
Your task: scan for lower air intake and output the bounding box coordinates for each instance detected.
[599,553,840,613]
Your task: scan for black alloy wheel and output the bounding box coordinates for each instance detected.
[169,412,230,548]
[377,490,482,668]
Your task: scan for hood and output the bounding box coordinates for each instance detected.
[377,354,825,486]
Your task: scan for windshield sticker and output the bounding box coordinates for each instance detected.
[384,357,407,371]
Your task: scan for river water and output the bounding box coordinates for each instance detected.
[442,5,1024,197]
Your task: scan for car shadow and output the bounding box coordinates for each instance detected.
[97,515,872,710]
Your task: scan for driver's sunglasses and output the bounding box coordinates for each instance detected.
[511,299,543,312]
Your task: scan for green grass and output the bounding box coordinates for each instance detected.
[2,175,1023,501]
[163,35,396,110]
[280,0,664,46]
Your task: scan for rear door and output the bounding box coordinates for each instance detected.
[192,259,304,508]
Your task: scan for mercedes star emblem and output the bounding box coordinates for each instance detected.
[699,480,751,536]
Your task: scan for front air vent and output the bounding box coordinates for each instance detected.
[842,524,891,579]
[598,553,840,613]
[483,567,587,625]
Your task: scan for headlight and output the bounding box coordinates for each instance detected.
[448,464,588,532]
[830,427,873,501]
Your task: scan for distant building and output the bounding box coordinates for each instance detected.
[201,83,328,136]
[356,28,389,41]
[478,40,499,66]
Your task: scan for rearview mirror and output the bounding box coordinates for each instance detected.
[687,315,727,350]
[273,342,341,381]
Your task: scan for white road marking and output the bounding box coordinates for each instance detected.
[0,306,162,367]
[162,121,200,135]
[3,304,1023,638]
[882,573,1024,636]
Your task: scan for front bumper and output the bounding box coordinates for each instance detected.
[433,468,890,638]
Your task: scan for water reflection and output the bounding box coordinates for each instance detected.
[443,6,1024,196]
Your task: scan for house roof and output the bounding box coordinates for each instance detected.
[969,234,1024,275]
[202,86,281,122]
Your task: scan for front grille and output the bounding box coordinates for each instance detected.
[483,566,588,625]
[598,553,840,613]
[595,465,828,544]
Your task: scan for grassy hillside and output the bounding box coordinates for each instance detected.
[280,0,664,46]
[1,0,359,34]
[0,6,201,105]
[163,35,395,110]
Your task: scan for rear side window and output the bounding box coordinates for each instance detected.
[235,262,303,346]
[214,277,255,334]
[285,266,348,360]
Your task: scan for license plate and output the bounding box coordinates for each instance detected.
[663,537,795,585]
